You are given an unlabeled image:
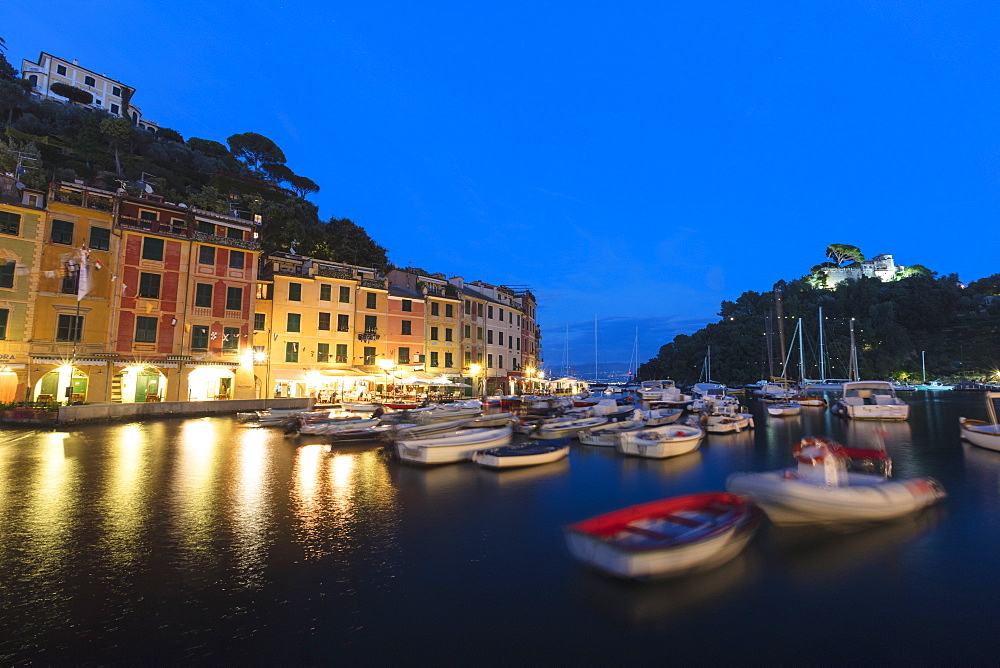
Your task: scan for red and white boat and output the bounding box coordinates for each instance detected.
[564,492,761,580]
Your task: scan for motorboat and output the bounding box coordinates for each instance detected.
[563,492,761,580]
[578,419,645,447]
[617,424,704,459]
[636,380,674,402]
[959,391,1000,452]
[767,403,801,417]
[657,386,695,410]
[321,424,397,446]
[389,419,471,440]
[299,417,380,435]
[395,426,514,465]
[529,416,608,440]
[914,380,954,391]
[340,401,383,413]
[788,394,826,407]
[726,437,945,524]
[831,381,909,421]
[464,412,518,428]
[472,438,571,469]
[688,383,728,413]
[700,401,754,434]
[643,407,684,426]
[758,380,797,402]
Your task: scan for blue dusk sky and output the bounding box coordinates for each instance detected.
[5,2,1000,373]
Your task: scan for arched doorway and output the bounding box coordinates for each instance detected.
[187,367,235,401]
[112,365,167,403]
[34,366,89,404]
[0,367,19,402]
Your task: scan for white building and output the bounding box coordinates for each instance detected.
[821,253,905,287]
[20,52,159,132]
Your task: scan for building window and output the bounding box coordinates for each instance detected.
[61,269,79,294]
[398,347,410,364]
[464,300,471,314]
[364,315,377,332]
[142,237,164,261]
[335,344,348,363]
[464,351,471,367]
[477,326,483,340]
[288,283,302,301]
[27,74,38,88]
[363,346,376,365]
[51,219,74,245]
[138,272,161,299]
[56,64,67,75]
[431,302,439,316]
[317,342,329,362]
[285,341,299,363]
[198,246,215,265]
[499,308,504,321]
[287,313,301,332]
[339,286,351,303]
[498,332,504,346]
[229,250,245,269]
[112,85,122,96]
[318,313,331,330]
[430,352,439,368]
[445,328,453,342]
[226,286,242,311]
[84,75,96,87]
[445,304,453,318]
[464,325,471,338]
[196,221,215,235]
[191,325,209,349]
[89,226,110,251]
[444,352,453,368]
[139,210,157,229]
[499,355,504,369]
[0,262,14,289]
[195,283,212,308]
[223,327,240,351]
[477,303,484,317]
[516,338,521,350]
[254,313,266,331]
[0,308,7,339]
[169,218,186,235]
[56,314,83,342]
[0,211,20,236]
[337,314,349,332]
[430,326,438,341]
[401,320,411,336]
[226,227,243,239]
[402,299,412,312]
[487,354,493,369]
[488,305,494,319]
[135,316,158,343]
[110,103,120,115]
[320,284,331,301]
[487,330,493,344]
[366,292,377,309]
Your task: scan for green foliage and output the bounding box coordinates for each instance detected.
[898,264,933,279]
[302,217,390,272]
[50,82,93,105]
[261,161,294,184]
[826,244,865,267]
[156,127,184,143]
[227,132,286,172]
[186,136,229,158]
[287,173,320,198]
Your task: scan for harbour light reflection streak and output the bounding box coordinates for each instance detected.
[231,427,272,590]
[170,419,222,568]
[100,424,151,568]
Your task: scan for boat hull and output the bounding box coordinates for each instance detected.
[472,440,571,468]
[564,492,761,580]
[618,425,704,459]
[726,470,945,524]
[959,418,1000,452]
[395,427,513,465]
[578,420,644,447]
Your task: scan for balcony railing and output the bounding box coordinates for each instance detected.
[316,266,355,281]
[360,278,386,290]
[358,329,380,342]
[192,230,261,251]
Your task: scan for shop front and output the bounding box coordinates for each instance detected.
[112,364,168,403]
[186,365,237,401]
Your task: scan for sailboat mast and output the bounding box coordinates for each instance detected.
[798,318,805,383]
[818,307,826,380]
[594,314,598,382]
[849,319,859,381]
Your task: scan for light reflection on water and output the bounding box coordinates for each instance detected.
[1,394,999,664]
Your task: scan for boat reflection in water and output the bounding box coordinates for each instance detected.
[619,450,703,479]
[571,552,759,625]
[476,457,570,487]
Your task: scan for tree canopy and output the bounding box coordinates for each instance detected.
[826,244,865,267]
[227,132,286,173]
[50,82,93,105]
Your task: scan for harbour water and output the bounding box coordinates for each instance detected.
[1,393,998,664]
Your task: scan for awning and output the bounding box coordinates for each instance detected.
[319,368,373,377]
[271,369,307,381]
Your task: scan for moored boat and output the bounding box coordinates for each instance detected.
[959,391,1000,452]
[767,402,801,417]
[726,436,945,524]
[395,426,514,465]
[831,381,909,421]
[563,492,761,580]
[472,438,571,468]
[578,419,645,447]
[528,416,608,439]
[643,407,683,426]
[617,424,704,459]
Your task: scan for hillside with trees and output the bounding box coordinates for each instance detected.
[639,245,1000,386]
[0,38,389,271]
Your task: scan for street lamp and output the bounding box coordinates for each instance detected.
[469,363,482,399]
[377,358,395,399]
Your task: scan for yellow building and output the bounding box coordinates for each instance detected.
[28,183,119,404]
[254,253,379,401]
[0,183,47,402]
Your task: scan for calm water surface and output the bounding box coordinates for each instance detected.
[1,393,998,664]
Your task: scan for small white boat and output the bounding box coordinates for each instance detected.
[643,407,684,426]
[529,416,608,439]
[390,419,471,440]
[563,492,762,580]
[831,381,909,421]
[578,419,645,447]
[617,424,704,459]
[299,418,380,435]
[465,412,518,428]
[396,426,514,465]
[914,380,954,391]
[340,401,383,413]
[411,406,483,423]
[726,437,946,524]
[767,403,801,417]
[701,401,754,434]
[472,439,571,468]
[959,391,1000,452]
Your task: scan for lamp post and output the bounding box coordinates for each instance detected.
[377,358,395,400]
[469,363,482,399]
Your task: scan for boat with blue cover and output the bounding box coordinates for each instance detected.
[472,439,571,468]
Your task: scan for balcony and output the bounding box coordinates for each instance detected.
[192,230,261,251]
[358,329,380,342]
[360,278,387,290]
[316,266,355,281]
